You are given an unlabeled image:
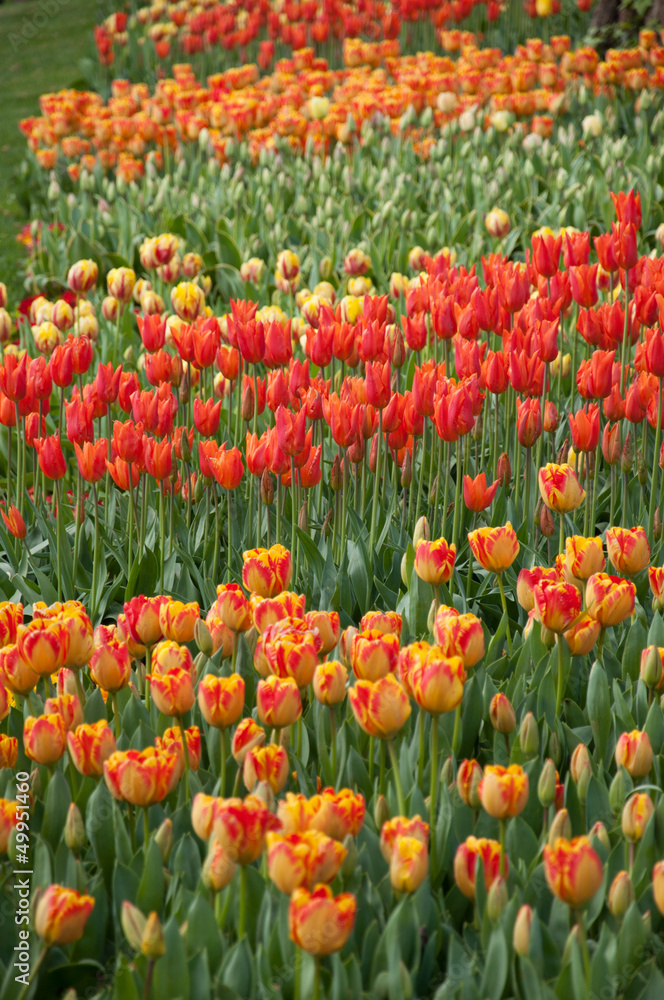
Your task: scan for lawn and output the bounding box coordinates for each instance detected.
[0,0,100,296]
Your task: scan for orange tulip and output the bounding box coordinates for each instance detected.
[516,566,562,612]
[304,610,340,653]
[468,523,519,573]
[350,629,400,681]
[454,836,505,899]
[148,666,195,717]
[35,885,95,946]
[159,599,200,642]
[653,860,664,917]
[214,583,253,632]
[359,610,402,638]
[198,673,245,729]
[0,644,39,696]
[348,674,411,739]
[157,725,201,773]
[414,537,456,585]
[479,764,529,819]
[380,815,429,862]
[43,693,83,731]
[202,837,237,892]
[389,836,429,893]
[1,504,26,539]
[0,734,18,770]
[151,640,195,679]
[307,787,366,841]
[564,536,605,583]
[243,744,289,793]
[313,660,348,705]
[89,639,132,693]
[267,830,347,894]
[191,793,217,841]
[614,730,653,778]
[463,472,500,512]
[648,565,664,609]
[456,759,483,809]
[564,614,601,656]
[533,581,582,633]
[289,884,356,956]
[59,609,95,668]
[231,718,266,764]
[23,713,67,765]
[606,526,651,576]
[264,621,322,687]
[490,693,516,734]
[256,675,302,728]
[543,837,604,906]
[433,607,485,667]
[251,591,306,633]
[586,573,636,627]
[411,650,465,715]
[17,619,69,677]
[67,719,117,777]
[242,544,293,597]
[538,463,586,513]
[104,747,179,806]
[123,595,166,646]
[0,798,18,853]
[622,792,654,841]
[212,794,281,864]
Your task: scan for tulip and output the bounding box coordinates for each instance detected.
[304,611,340,653]
[289,884,356,956]
[43,693,83,731]
[513,904,533,956]
[468,523,519,574]
[256,675,302,729]
[23,713,67,765]
[538,463,585,513]
[564,535,605,584]
[242,544,293,598]
[35,884,95,946]
[648,565,664,610]
[586,573,636,627]
[348,675,411,741]
[463,472,500,512]
[264,621,322,688]
[457,759,483,809]
[159,599,199,643]
[104,747,178,806]
[605,526,650,576]
[640,646,664,690]
[453,836,505,899]
[414,537,456,586]
[350,630,399,681]
[123,595,166,647]
[17,619,68,677]
[622,792,654,842]
[313,661,348,705]
[614,729,653,778]
[543,836,603,907]
[213,583,252,633]
[35,435,67,480]
[157,726,201,774]
[1,505,26,539]
[151,640,195,679]
[564,614,601,656]
[251,592,305,633]
[231,718,266,765]
[267,830,347,894]
[148,666,195,717]
[653,861,664,917]
[479,764,529,820]
[89,639,131,693]
[489,693,516,735]
[380,815,429,862]
[307,788,366,841]
[608,871,634,917]
[389,836,429,893]
[533,581,582,633]
[202,837,237,892]
[360,610,403,638]
[411,651,465,716]
[198,673,244,729]
[0,734,18,770]
[0,798,18,853]
[243,744,289,794]
[433,608,485,667]
[213,794,281,866]
[67,720,117,777]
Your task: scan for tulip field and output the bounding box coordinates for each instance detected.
[4,1,664,999]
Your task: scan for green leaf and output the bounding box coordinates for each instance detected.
[586,661,611,764]
[479,927,508,1000]
[152,916,190,1000]
[136,839,165,915]
[41,771,71,850]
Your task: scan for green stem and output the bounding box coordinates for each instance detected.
[649,377,662,545]
[379,739,386,797]
[313,957,321,1000]
[15,945,50,1000]
[555,634,565,718]
[329,706,337,785]
[294,944,302,1000]
[127,803,137,853]
[179,721,190,802]
[143,807,150,857]
[451,702,461,757]
[387,739,406,817]
[144,644,152,712]
[220,727,227,796]
[558,511,565,558]
[368,409,383,556]
[56,480,62,603]
[112,692,121,739]
[159,487,165,594]
[496,574,513,655]
[74,668,86,708]
[429,718,439,877]
[417,709,425,788]
[238,865,248,940]
[499,818,507,879]
[142,959,155,1000]
[227,488,233,582]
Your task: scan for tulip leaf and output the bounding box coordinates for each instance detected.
[152,916,190,1000]
[136,839,165,915]
[479,927,508,1000]
[86,781,116,888]
[617,903,647,985]
[185,895,223,973]
[648,612,664,648]
[623,620,647,683]
[586,662,611,764]
[41,771,71,851]
[187,950,211,999]
[172,833,202,892]
[83,685,108,725]
[218,938,253,1000]
[112,954,141,1000]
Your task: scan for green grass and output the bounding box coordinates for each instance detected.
[0,0,101,302]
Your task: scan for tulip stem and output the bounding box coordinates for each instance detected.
[499,818,506,879]
[294,945,302,1000]
[596,627,605,666]
[555,636,565,718]
[575,910,591,988]
[379,739,386,797]
[127,803,137,853]
[220,728,227,796]
[387,739,406,818]
[369,409,383,557]
[142,959,155,1000]
[127,475,134,575]
[55,480,62,604]
[368,736,374,785]
[143,807,150,857]
[227,488,233,582]
[313,958,321,1000]
[179,721,190,803]
[74,668,87,708]
[112,692,121,739]
[238,865,248,940]
[290,455,297,578]
[158,488,166,594]
[649,377,662,545]
[558,512,565,558]
[73,472,82,595]
[418,709,425,788]
[496,574,512,656]
[145,645,152,712]
[428,718,438,877]
[15,945,50,1000]
[451,703,461,758]
[329,706,337,784]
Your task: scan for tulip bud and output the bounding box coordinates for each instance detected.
[374,794,390,829]
[540,503,555,538]
[194,619,213,658]
[490,693,516,734]
[547,808,572,846]
[570,742,590,783]
[496,452,511,488]
[513,904,533,956]
[621,430,634,473]
[608,871,634,917]
[261,468,275,506]
[340,834,358,879]
[637,449,648,486]
[643,910,652,934]
[369,435,378,474]
[401,450,412,488]
[142,912,166,959]
[401,552,409,587]
[390,328,406,369]
[641,646,663,689]
[331,453,343,490]
[655,509,662,544]
[241,381,254,421]
[253,780,276,812]
[179,364,190,405]
[589,820,610,853]
[562,925,583,967]
[319,256,333,280]
[29,768,41,800]
[122,901,147,952]
[413,516,430,546]
[609,767,628,816]
[154,818,174,864]
[440,755,454,787]
[179,430,192,464]
[538,758,557,809]
[194,476,205,503]
[298,501,308,533]
[427,599,437,634]
[430,475,439,506]
[487,876,508,921]
[202,837,236,891]
[64,803,86,853]
[548,729,562,767]
[519,712,539,758]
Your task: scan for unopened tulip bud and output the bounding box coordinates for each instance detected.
[540,504,555,537]
[413,516,430,546]
[440,755,454,787]
[548,808,571,846]
[374,794,390,829]
[427,600,437,634]
[122,901,146,952]
[642,646,663,689]
[570,742,590,784]
[202,837,236,891]
[472,414,483,443]
[319,256,333,280]
[563,925,583,967]
[64,803,86,853]
[194,619,213,658]
[241,381,254,421]
[261,468,275,506]
[341,834,358,878]
[548,730,562,767]
[519,712,539,758]
[655,509,662,543]
[496,452,511,488]
[142,912,166,959]
[556,438,569,465]
[490,693,516,734]
[589,820,610,853]
[608,870,634,917]
[179,365,190,405]
[538,758,557,808]
[154,818,174,864]
[609,767,627,816]
[298,501,308,533]
[513,904,533,956]
[29,768,41,799]
[401,450,412,488]
[622,792,654,842]
[541,623,556,648]
[331,453,343,490]
[637,449,648,486]
[487,876,508,921]
[621,430,633,473]
[253,780,276,812]
[179,430,192,464]
[401,552,409,587]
